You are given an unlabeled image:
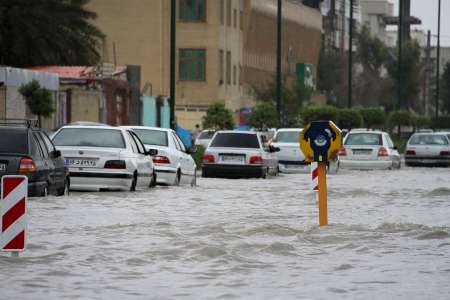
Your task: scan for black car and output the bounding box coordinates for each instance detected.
[0,120,69,197]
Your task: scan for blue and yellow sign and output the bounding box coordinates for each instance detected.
[300,121,342,163]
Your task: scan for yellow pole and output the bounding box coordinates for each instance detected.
[318,162,328,226]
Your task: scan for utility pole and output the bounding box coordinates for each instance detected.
[348,0,353,108]
[397,0,403,110]
[424,30,431,115]
[170,0,176,129]
[276,0,282,126]
[436,0,441,118]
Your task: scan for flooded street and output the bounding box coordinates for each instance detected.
[1,168,450,299]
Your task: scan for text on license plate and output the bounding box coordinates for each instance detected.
[0,163,6,172]
[220,155,245,163]
[65,159,97,167]
[352,149,372,155]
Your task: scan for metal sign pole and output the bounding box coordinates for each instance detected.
[317,162,328,226]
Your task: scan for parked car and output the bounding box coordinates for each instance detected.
[195,130,215,148]
[202,131,279,178]
[271,128,308,173]
[0,120,69,197]
[405,133,450,167]
[52,125,156,191]
[338,129,401,170]
[122,126,197,186]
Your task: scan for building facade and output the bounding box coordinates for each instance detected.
[359,0,393,45]
[87,0,322,129]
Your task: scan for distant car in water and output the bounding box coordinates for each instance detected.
[195,130,215,148]
[123,126,197,186]
[202,131,279,178]
[0,120,69,197]
[52,125,156,191]
[271,128,308,173]
[339,129,401,170]
[405,133,450,167]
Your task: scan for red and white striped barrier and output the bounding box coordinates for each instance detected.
[1,176,28,254]
[311,162,319,191]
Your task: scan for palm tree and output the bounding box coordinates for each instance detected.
[0,0,104,67]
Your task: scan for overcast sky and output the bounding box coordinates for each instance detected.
[388,0,450,46]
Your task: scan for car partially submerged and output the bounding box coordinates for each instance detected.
[339,129,401,170]
[271,128,308,173]
[52,125,155,191]
[202,131,279,178]
[405,133,450,167]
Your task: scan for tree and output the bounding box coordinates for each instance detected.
[0,0,104,67]
[336,108,363,130]
[202,103,234,130]
[19,80,55,126]
[248,102,278,130]
[441,62,450,114]
[358,107,386,129]
[317,47,348,106]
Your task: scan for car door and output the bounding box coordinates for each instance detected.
[32,131,55,191]
[171,132,194,182]
[40,131,66,189]
[128,131,153,188]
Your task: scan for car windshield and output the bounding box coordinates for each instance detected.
[345,133,382,146]
[52,128,126,148]
[0,128,28,154]
[210,133,260,148]
[132,129,168,146]
[274,131,301,143]
[198,131,215,139]
[409,134,449,146]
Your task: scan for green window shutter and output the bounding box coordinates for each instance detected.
[179,49,206,81]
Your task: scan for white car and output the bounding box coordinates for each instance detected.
[202,131,279,178]
[405,133,450,167]
[195,130,215,148]
[271,128,308,173]
[52,125,156,191]
[123,126,197,186]
[339,129,401,170]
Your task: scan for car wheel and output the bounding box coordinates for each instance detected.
[56,178,69,196]
[191,168,197,187]
[130,172,137,191]
[149,171,157,188]
[174,170,181,186]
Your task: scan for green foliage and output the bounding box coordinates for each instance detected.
[390,134,408,154]
[431,115,450,129]
[202,103,234,130]
[253,78,312,127]
[358,107,386,128]
[336,108,363,129]
[191,145,205,170]
[317,47,347,106]
[248,102,278,130]
[355,26,389,74]
[301,105,338,125]
[388,110,412,130]
[0,0,104,67]
[19,80,55,124]
[441,62,450,114]
[412,114,431,129]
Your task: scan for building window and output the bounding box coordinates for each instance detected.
[179,0,206,22]
[239,65,243,85]
[226,51,231,84]
[233,9,237,28]
[240,11,244,30]
[233,65,236,85]
[220,0,225,25]
[226,0,232,27]
[219,50,224,84]
[179,49,206,81]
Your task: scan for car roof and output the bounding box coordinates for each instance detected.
[218,130,257,135]
[347,130,385,134]
[121,126,172,132]
[58,125,123,131]
[276,128,303,132]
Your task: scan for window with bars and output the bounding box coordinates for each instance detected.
[226,0,232,26]
[219,50,224,84]
[179,49,206,81]
[226,51,231,84]
[179,0,206,22]
[220,0,225,25]
[233,65,237,85]
[233,9,237,28]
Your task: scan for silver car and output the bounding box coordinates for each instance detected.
[405,133,450,167]
[52,126,156,191]
[202,131,279,178]
[271,128,308,173]
[195,130,215,148]
[339,130,401,170]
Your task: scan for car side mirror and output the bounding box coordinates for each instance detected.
[146,149,158,156]
[51,150,61,158]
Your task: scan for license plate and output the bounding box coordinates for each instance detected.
[65,158,97,167]
[220,155,245,164]
[353,149,372,155]
[0,163,6,172]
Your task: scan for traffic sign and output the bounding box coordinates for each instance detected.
[300,120,342,162]
[1,176,28,253]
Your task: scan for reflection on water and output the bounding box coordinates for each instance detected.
[1,168,450,299]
